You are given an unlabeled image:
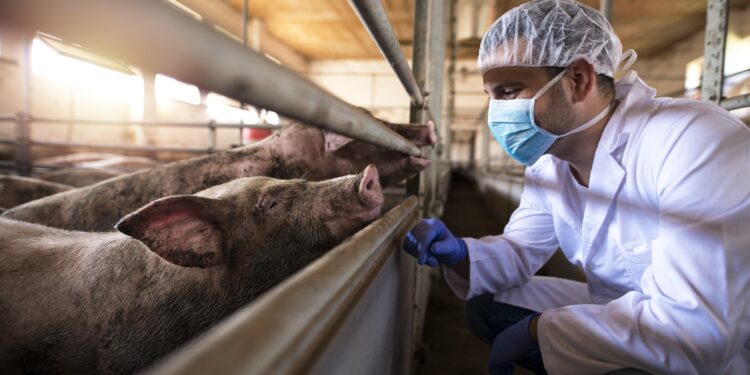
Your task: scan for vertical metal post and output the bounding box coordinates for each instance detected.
[208,120,217,153]
[403,2,429,373]
[15,113,31,176]
[242,0,248,45]
[407,0,430,196]
[446,0,457,166]
[701,0,729,104]
[240,0,249,144]
[469,131,476,170]
[599,0,612,21]
[425,0,446,217]
[17,32,32,176]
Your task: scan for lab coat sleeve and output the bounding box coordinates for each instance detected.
[444,165,560,300]
[537,109,750,374]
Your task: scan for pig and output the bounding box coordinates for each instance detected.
[0,175,73,209]
[0,165,384,374]
[38,168,122,187]
[2,116,435,232]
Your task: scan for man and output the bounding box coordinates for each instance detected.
[401,0,750,374]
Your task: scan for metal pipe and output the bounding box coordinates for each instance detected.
[32,141,207,154]
[599,0,612,21]
[0,0,421,157]
[426,0,447,217]
[446,0,458,165]
[147,197,419,375]
[701,0,729,104]
[241,0,249,145]
[242,0,248,46]
[348,0,425,108]
[31,117,279,130]
[407,0,431,197]
[721,93,750,111]
[17,32,32,177]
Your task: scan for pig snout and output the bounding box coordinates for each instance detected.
[323,165,384,242]
[358,164,384,209]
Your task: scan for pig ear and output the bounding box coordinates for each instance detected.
[323,130,355,151]
[115,195,227,268]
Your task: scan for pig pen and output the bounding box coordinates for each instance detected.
[0,0,448,373]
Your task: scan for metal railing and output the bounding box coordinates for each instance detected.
[0,114,280,175]
[0,1,446,374]
[0,0,421,157]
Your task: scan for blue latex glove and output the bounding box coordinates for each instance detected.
[401,218,468,267]
[487,313,542,375]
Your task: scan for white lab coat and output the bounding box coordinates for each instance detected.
[444,72,750,374]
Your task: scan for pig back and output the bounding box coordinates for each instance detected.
[0,218,236,373]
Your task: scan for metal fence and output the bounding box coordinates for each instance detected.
[0,114,280,175]
[0,0,448,374]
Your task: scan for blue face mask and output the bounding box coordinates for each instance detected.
[487,68,612,165]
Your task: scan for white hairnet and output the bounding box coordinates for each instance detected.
[477,0,635,77]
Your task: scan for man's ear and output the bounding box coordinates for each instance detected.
[568,59,596,102]
[116,195,228,268]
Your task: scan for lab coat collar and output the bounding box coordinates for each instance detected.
[580,72,656,262]
[597,71,657,154]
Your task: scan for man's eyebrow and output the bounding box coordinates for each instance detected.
[492,81,526,88]
[485,81,526,93]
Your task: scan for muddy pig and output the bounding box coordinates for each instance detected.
[3,115,434,232]
[0,175,73,209]
[38,168,122,187]
[0,165,384,374]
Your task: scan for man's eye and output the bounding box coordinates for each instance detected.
[500,89,519,99]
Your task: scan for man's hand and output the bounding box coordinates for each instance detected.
[487,313,542,375]
[401,218,467,266]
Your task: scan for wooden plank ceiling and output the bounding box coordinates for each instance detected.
[224,0,749,60]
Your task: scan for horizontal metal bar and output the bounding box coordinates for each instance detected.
[0,139,17,145]
[31,141,208,154]
[0,115,17,122]
[147,196,419,375]
[721,93,750,111]
[31,117,280,130]
[0,0,421,157]
[349,0,425,107]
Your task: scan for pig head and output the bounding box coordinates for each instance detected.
[116,164,384,292]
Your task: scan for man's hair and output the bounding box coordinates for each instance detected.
[544,67,615,99]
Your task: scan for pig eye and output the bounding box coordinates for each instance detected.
[256,193,282,213]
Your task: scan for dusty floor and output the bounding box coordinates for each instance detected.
[415,174,533,375]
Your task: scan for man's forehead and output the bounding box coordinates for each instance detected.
[482,66,549,86]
